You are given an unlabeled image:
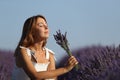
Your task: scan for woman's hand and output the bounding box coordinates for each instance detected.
[64,56,78,72]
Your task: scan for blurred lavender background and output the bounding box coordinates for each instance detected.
[0,0,120,80]
[58,45,120,80]
[0,50,14,80]
[1,45,120,80]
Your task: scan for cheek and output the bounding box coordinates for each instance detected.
[39,29,47,37]
[33,28,42,37]
[38,30,44,36]
[37,27,44,33]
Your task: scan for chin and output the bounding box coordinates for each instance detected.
[41,34,49,39]
[44,36,49,39]
[45,34,49,38]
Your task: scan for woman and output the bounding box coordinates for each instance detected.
[12,15,78,80]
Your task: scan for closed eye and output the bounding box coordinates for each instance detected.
[38,23,44,27]
[37,22,48,27]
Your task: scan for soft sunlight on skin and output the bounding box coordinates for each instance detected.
[12,15,78,80]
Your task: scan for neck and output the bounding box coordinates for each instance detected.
[31,41,44,51]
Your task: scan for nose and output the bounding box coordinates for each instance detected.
[44,24,48,29]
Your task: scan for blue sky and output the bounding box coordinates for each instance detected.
[0,0,120,61]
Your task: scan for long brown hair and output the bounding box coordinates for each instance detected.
[14,15,47,67]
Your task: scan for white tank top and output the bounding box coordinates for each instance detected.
[12,46,55,80]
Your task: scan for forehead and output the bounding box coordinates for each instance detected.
[36,17,46,23]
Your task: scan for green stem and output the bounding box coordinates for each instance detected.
[65,49,79,71]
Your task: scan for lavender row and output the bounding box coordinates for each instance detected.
[0,50,14,80]
[58,45,120,80]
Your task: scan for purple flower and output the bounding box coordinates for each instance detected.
[53,30,72,56]
[53,30,78,70]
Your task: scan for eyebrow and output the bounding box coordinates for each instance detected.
[37,22,48,26]
[38,22,47,24]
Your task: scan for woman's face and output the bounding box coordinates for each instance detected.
[33,17,49,40]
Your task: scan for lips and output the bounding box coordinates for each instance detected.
[44,31,49,34]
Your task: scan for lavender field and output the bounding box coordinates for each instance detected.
[58,45,120,80]
[0,50,14,80]
[0,45,120,80]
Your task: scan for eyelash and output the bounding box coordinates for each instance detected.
[39,24,43,27]
[38,23,48,27]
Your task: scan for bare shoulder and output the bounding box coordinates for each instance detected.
[49,51,54,59]
[46,48,55,59]
[19,47,28,56]
[19,47,30,60]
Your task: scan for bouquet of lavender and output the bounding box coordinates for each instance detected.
[53,30,78,70]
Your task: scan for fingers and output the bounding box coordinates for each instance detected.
[68,56,78,66]
[64,56,78,72]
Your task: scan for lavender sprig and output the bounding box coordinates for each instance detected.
[53,30,72,56]
[53,30,78,70]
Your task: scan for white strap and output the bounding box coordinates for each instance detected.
[20,46,37,62]
[19,46,56,61]
[19,46,31,56]
[45,48,49,60]
[45,48,56,60]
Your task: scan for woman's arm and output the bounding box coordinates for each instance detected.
[20,48,78,80]
[47,52,57,80]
